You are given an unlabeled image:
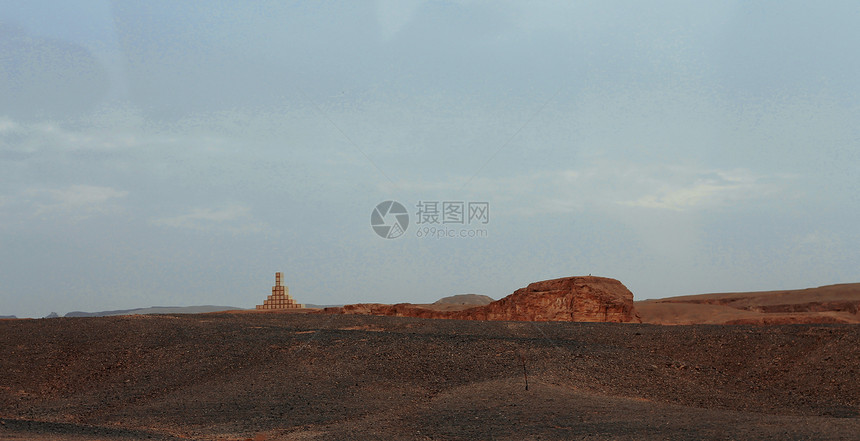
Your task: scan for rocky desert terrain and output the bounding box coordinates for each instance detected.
[637,283,860,325]
[2,311,859,440]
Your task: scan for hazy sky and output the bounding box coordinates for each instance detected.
[2,1,859,318]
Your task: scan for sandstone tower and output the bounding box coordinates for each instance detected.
[256,272,304,310]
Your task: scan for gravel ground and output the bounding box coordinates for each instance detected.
[1,313,858,440]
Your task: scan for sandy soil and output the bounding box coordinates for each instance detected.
[1,312,858,440]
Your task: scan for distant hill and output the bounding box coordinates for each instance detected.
[433,294,494,306]
[0,315,17,319]
[636,283,860,325]
[64,305,244,318]
[303,304,344,309]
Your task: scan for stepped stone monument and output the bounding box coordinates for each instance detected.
[256,272,304,310]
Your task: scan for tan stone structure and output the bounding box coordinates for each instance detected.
[256,272,304,310]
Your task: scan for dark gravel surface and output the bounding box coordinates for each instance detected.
[1,313,858,440]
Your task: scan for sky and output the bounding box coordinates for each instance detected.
[1,1,859,318]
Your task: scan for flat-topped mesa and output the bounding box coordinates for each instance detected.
[323,276,641,323]
[454,276,640,322]
[256,272,304,310]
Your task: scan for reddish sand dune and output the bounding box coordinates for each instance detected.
[637,283,860,325]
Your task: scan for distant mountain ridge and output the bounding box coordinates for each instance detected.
[64,305,244,317]
[24,282,859,323]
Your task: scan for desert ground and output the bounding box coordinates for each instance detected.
[2,311,859,440]
[636,283,860,325]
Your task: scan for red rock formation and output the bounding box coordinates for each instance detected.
[457,276,639,322]
[330,303,441,319]
[322,276,641,323]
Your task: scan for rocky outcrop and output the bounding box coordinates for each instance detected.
[330,303,442,319]
[322,276,641,323]
[456,276,639,322]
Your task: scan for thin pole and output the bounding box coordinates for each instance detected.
[519,352,529,391]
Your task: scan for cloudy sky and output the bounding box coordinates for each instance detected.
[1,1,858,318]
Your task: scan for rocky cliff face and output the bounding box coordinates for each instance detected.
[322,276,640,323]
